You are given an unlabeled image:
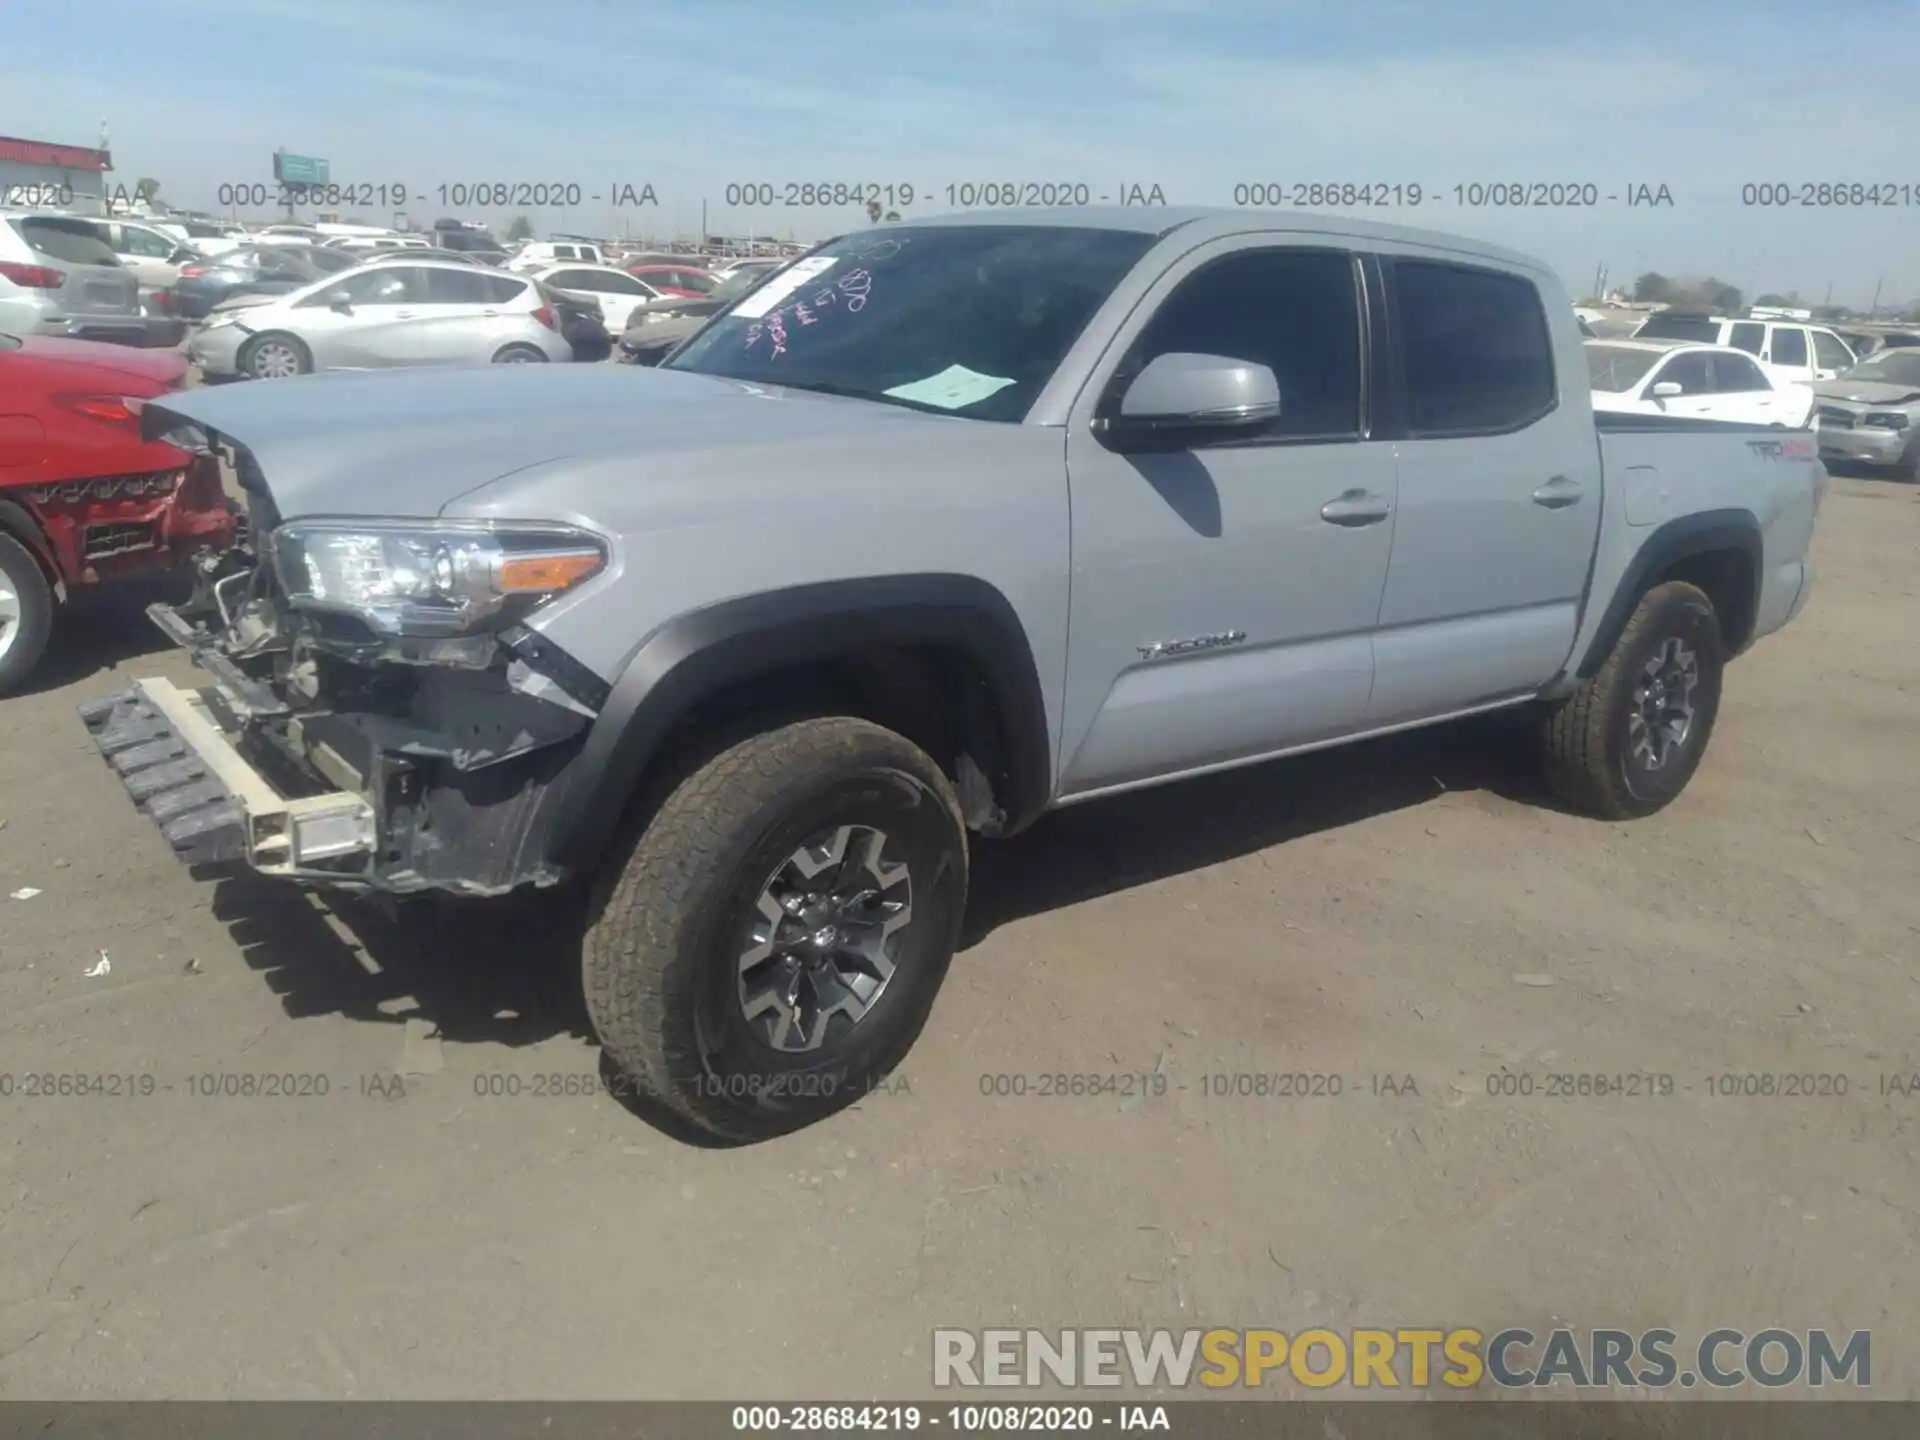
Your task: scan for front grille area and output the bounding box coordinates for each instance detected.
[23,470,185,506]
[83,520,160,560]
[1817,406,1857,430]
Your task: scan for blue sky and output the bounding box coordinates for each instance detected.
[8,0,1920,303]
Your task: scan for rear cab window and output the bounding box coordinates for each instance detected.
[1390,259,1557,434]
[11,217,121,266]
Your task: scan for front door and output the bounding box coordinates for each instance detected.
[1057,240,1397,798]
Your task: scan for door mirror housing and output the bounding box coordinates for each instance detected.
[1649,380,1684,399]
[1101,352,1281,446]
[327,291,354,314]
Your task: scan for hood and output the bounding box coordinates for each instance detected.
[140,363,960,520]
[11,334,188,390]
[1812,379,1920,406]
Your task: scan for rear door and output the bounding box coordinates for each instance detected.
[1367,253,1602,724]
[385,267,511,363]
[1761,325,1813,389]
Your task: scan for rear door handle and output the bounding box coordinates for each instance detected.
[1319,489,1393,526]
[1532,475,1583,508]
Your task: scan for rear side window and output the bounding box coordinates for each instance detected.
[483,274,528,303]
[12,217,120,266]
[424,268,487,302]
[1812,330,1853,370]
[1123,247,1363,438]
[1392,260,1556,434]
[1769,328,1808,367]
[1727,322,1765,355]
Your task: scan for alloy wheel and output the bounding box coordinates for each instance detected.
[735,823,914,1054]
[1627,636,1699,771]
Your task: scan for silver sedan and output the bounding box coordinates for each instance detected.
[188,258,574,379]
[1812,349,1920,478]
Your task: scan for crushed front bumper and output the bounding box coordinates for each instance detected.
[80,678,376,873]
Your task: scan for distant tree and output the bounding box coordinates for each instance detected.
[1633,271,1672,303]
[1754,293,1791,307]
[504,213,535,242]
[863,199,901,224]
[132,177,162,204]
[1704,280,1743,314]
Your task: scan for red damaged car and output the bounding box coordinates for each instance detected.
[0,334,239,693]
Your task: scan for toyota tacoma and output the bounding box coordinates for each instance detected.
[79,209,1822,1141]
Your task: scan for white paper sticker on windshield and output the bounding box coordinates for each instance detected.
[882,365,1018,411]
[730,256,839,319]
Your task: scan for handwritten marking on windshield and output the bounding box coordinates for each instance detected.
[741,271,878,357]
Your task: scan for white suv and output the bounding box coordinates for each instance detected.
[1629,312,1856,391]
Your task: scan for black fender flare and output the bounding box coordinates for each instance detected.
[1575,508,1762,679]
[544,574,1054,874]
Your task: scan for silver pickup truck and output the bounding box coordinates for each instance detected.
[81,208,1823,1141]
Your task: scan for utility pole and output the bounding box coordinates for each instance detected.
[1869,278,1884,319]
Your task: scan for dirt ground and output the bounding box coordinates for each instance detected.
[0,474,1916,1401]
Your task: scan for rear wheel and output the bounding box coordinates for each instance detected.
[1539,580,1725,819]
[492,344,548,364]
[0,533,55,696]
[583,717,968,1143]
[239,332,310,380]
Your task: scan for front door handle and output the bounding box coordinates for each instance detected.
[1532,475,1583,508]
[1319,489,1392,526]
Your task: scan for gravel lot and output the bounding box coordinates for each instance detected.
[0,474,1916,1400]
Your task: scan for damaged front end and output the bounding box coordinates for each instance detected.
[79,439,613,897]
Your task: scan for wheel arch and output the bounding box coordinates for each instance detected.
[1575,509,1762,679]
[0,499,63,599]
[544,574,1055,876]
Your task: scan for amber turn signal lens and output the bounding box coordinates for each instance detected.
[496,549,604,593]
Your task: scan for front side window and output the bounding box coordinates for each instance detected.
[1119,248,1363,438]
[121,227,176,258]
[302,267,414,306]
[1393,260,1556,434]
[1709,353,1770,392]
[1651,352,1712,395]
[1812,330,1854,370]
[1585,344,1662,393]
[666,224,1156,423]
[1769,328,1809,367]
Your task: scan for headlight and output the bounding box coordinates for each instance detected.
[270,519,607,641]
[1863,411,1910,430]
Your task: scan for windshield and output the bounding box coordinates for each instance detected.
[1585,344,1665,392]
[664,225,1157,422]
[1843,352,1920,386]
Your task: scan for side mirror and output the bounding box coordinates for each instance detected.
[1649,381,1683,399]
[1102,352,1281,445]
[327,292,354,314]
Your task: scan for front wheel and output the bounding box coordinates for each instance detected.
[238,332,310,380]
[1539,580,1725,819]
[583,717,968,1142]
[492,344,549,364]
[0,533,54,696]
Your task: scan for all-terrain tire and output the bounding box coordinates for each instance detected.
[583,717,968,1143]
[1540,580,1725,820]
[0,533,55,696]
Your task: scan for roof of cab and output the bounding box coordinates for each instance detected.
[887,205,1546,272]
